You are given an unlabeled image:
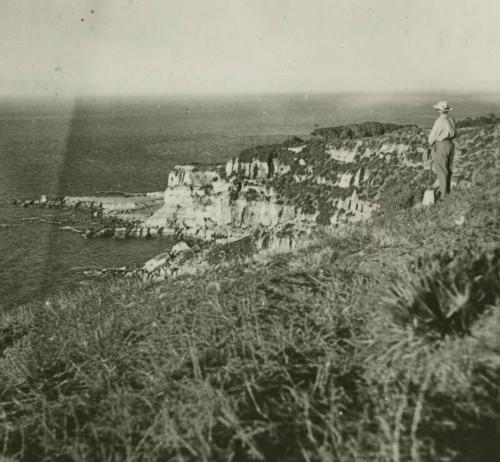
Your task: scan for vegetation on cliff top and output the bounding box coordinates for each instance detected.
[457,113,498,128]
[1,166,499,461]
[311,121,411,142]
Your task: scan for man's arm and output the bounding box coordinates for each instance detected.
[428,119,439,146]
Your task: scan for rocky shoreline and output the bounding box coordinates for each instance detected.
[14,115,499,281]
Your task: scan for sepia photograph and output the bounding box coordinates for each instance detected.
[1,1,499,460]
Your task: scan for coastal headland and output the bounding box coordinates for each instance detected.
[14,114,499,280]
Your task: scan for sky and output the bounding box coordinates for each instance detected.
[1,0,499,96]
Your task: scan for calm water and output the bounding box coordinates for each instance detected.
[1,93,499,307]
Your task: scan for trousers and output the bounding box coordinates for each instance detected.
[432,139,454,198]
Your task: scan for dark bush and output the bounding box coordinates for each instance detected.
[315,198,335,225]
[243,188,259,201]
[378,170,426,212]
[281,136,304,147]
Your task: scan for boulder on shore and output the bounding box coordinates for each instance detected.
[143,252,171,273]
[170,241,194,258]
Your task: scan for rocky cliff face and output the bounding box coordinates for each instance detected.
[145,171,302,243]
[144,119,498,256]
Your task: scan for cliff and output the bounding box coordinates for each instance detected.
[141,118,498,249]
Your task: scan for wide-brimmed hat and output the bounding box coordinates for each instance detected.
[433,101,452,112]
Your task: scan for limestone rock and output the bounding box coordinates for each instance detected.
[168,165,220,187]
[143,252,171,273]
[288,145,307,154]
[114,227,127,239]
[338,172,353,188]
[170,241,192,257]
[326,146,356,163]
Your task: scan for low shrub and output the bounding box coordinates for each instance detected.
[385,247,500,338]
[378,170,427,212]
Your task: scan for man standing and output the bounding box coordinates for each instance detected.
[428,101,457,199]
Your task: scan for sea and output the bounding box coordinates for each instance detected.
[1,92,499,308]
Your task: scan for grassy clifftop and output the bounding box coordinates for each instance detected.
[311,121,409,141]
[0,122,499,461]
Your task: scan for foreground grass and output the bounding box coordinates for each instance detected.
[1,178,499,462]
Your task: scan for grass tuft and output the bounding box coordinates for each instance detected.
[385,247,500,338]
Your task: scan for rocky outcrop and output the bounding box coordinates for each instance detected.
[142,241,198,279]
[13,192,163,212]
[144,180,302,242]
